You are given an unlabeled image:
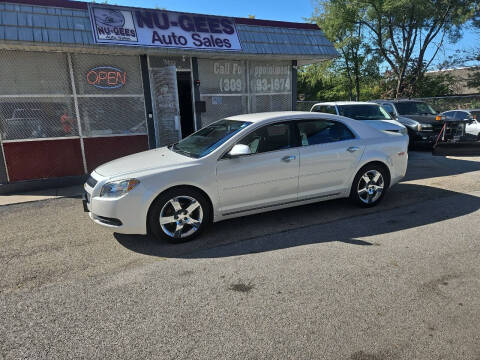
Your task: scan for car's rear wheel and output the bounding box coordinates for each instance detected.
[350,164,388,207]
[149,187,211,243]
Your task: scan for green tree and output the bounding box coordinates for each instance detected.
[312,0,381,100]
[347,0,477,98]
[297,61,382,101]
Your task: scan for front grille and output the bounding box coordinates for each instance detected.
[86,175,97,188]
[432,123,444,133]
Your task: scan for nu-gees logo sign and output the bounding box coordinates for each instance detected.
[86,66,127,89]
[89,4,242,51]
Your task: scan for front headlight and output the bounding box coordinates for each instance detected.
[417,123,433,131]
[399,126,408,135]
[100,179,140,198]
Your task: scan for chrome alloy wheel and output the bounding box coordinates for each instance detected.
[357,170,384,205]
[159,196,203,239]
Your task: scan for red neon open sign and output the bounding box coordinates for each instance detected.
[86,66,127,89]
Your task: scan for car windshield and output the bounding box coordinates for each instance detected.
[170,119,251,158]
[395,102,437,115]
[337,105,392,120]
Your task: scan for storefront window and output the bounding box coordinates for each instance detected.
[0,51,71,95]
[72,53,147,137]
[197,59,292,127]
[198,59,248,127]
[0,50,76,140]
[0,98,77,140]
[249,61,292,113]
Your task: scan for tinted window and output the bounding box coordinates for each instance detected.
[312,105,336,115]
[454,111,469,120]
[237,122,292,154]
[337,104,391,120]
[443,111,455,119]
[395,102,436,115]
[382,103,395,115]
[297,120,354,145]
[171,119,251,158]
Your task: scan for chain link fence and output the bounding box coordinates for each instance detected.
[198,59,292,127]
[72,53,147,137]
[0,49,147,142]
[0,50,76,141]
[296,101,317,112]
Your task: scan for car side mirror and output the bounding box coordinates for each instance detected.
[228,144,251,157]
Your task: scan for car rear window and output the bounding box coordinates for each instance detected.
[337,105,391,120]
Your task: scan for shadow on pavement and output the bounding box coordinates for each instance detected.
[405,151,480,181]
[115,183,480,259]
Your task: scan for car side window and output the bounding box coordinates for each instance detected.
[313,105,336,115]
[236,122,292,154]
[454,111,468,120]
[443,111,455,119]
[297,120,354,146]
[382,103,395,116]
[325,106,337,115]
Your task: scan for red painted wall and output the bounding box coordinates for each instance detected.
[3,139,84,181]
[83,135,149,172]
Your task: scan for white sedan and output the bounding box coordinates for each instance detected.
[83,112,408,243]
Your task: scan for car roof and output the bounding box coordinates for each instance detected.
[224,111,387,140]
[442,109,480,113]
[372,99,427,103]
[311,101,377,106]
[225,111,311,123]
[224,111,360,124]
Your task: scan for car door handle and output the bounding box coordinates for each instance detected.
[282,155,296,162]
[347,146,360,153]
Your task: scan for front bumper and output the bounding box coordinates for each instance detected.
[83,176,148,235]
[411,131,439,147]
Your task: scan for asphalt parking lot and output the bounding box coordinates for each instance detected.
[1,151,479,360]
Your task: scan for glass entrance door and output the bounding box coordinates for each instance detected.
[150,66,181,147]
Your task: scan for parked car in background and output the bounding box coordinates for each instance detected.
[310,102,408,136]
[441,109,480,140]
[83,112,408,243]
[370,100,444,148]
[3,108,44,140]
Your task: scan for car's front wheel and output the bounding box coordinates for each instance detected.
[148,187,211,243]
[350,164,388,207]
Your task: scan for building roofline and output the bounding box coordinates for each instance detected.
[0,0,320,30]
[0,0,87,9]
[427,65,480,73]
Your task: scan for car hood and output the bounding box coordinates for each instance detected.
[363,119,404,131]
[94,147,194,178]
[398,114,438,124]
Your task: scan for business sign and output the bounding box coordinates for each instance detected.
[86,66,127,89]
[89,4,242,51]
